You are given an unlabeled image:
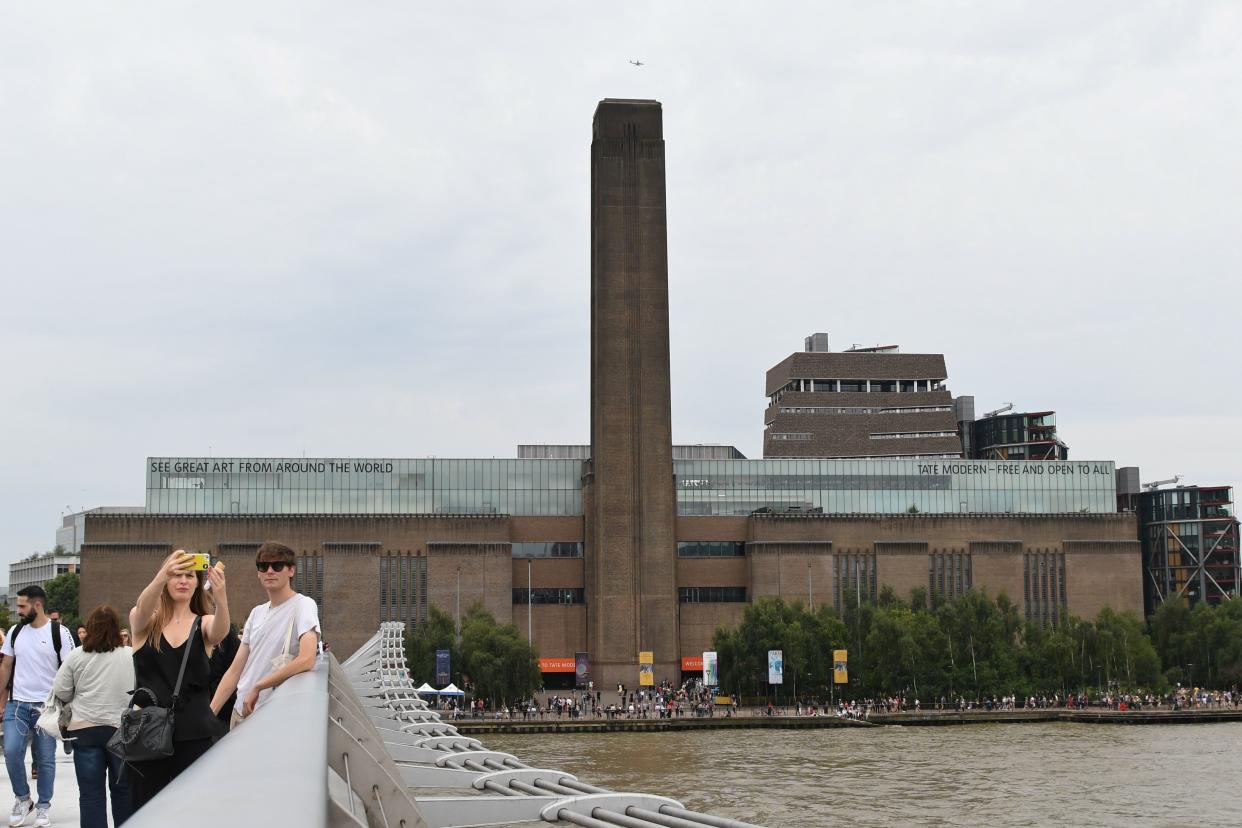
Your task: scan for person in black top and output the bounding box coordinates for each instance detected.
[208,626,242,727]
[127,551,230,811]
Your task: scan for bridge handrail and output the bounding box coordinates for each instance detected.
[120,622,763,828]
[124,655,330,828]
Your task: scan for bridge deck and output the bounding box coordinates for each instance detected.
[29,750,89,827]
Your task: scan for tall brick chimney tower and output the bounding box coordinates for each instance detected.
[584,99,678,688]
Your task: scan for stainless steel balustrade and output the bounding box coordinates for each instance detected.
[123,621,766,828]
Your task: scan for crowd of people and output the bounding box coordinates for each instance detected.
[443,686,1242,724]
[0,541,321,827]
[440,679,737,721]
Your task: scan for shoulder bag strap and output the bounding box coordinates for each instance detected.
[169,616,201,706]
[279,599,298,658]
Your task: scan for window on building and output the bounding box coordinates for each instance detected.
[677,542,745,557]
[293,554,325,614]
[380,554,426,629]
[513,588,585,605]
[511,542,584,558]
[678,586,747,603]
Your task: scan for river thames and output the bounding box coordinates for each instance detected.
[487,722,1242,826]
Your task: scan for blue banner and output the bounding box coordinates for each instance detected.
[435,649,451,686]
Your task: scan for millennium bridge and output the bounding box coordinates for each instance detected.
[125,622,763,828]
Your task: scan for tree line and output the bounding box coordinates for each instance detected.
[713,589,1242,702]
[405,604,541,704]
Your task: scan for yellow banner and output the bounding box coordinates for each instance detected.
[639,651,654,686]
[833,649,848,684]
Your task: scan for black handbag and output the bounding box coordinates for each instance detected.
[108,616,200,763]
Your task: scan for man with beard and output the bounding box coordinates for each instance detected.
[0,586,75,828]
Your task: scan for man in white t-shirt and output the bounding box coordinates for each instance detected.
[211,542,320,727]
[0,586,75,828]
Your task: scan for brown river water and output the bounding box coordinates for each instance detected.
[484,723,1242,827]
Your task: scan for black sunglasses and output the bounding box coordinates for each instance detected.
[255,561,291,572]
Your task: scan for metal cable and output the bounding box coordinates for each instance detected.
[560,779,609,795]
[482,780,523,797]
[341,752,356,817]
[555,810,619,828]
[372,785,391,828]
[625,807,717,828]
[532,778,581,796]
[508,780,543,796]
[589,808,672,828]
[659,807,764,828]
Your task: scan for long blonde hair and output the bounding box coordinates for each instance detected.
[146,570,215,652]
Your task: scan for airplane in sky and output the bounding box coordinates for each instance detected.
[629,59,644,66]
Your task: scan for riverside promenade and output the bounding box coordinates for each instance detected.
[450,707,1242,735]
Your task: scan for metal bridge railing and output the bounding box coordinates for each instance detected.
[126,622,765,828]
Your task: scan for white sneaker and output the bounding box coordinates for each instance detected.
[31,808,47,828]
[8,798,31,827]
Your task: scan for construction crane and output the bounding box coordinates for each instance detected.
[983,402,1014,418]
[1142,475,1183,491]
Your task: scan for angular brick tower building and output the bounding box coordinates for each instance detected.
[584,99,679,687]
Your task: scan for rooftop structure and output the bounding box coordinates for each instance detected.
[971,410,1069,461]
[143,456,1119,517]
[1137,483,1238,612]
[517,444,746,460]
[764,334,963,460]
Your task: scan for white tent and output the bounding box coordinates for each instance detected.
[438,683,465,696]
[414,683,437,695]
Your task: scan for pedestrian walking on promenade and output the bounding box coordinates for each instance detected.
[0,586,75,828]
[49,605,134,828]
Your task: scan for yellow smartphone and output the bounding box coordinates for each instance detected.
[185,552,211,571]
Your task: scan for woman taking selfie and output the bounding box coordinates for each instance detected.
[49,605,134,828]
[127,550,229,810]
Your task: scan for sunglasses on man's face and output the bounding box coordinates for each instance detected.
[256,561,291,572]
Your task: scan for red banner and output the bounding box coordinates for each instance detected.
[539,657,576,673]
[681,656,704,671]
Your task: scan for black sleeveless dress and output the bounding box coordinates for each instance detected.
[128,620,222,810]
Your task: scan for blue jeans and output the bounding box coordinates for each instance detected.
[3,701,55,808]
[71,726,130,828]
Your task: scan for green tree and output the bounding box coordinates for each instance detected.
[405,606,459,686]
[1149,599,1242,688]
[711,597,847,702]
[459,603,541,706]
[1093,607,1162,690]
[44,572,80,628]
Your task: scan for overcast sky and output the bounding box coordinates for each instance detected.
[3,2,1239,576]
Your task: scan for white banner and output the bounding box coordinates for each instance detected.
[767,649,784,685]
[703,651,718,686]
